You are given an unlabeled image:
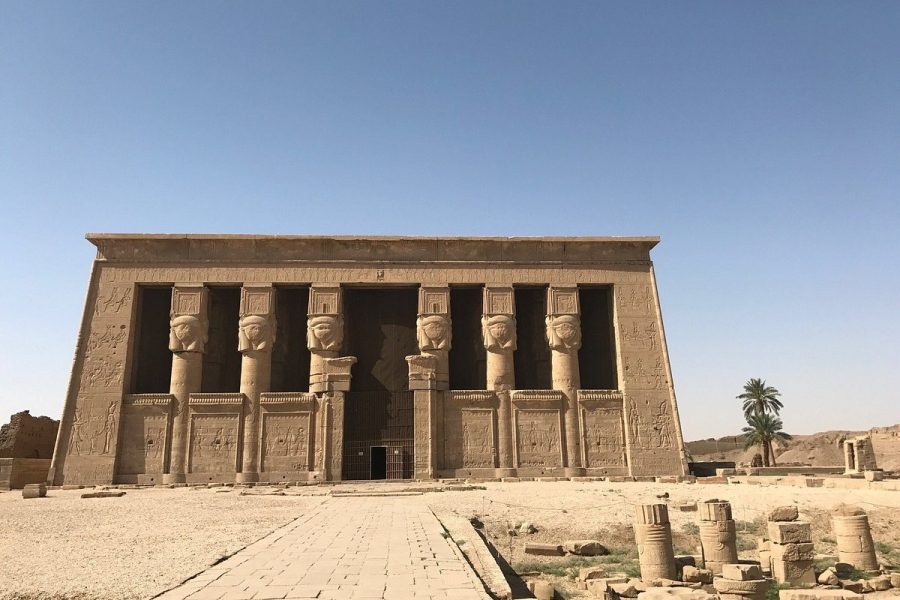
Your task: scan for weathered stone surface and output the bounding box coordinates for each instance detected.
[524,542,563,556]
[779,590,862,600]
[840,580,871,594]
[0,411,58,459]
[81,490,126,498]
[890,573,900,588]
[768,521,812,544]
[530,581,555,600]
[771,559,815,585]
[638,587,715,600]
[868,575,892,591]
[721,564,762,581]
[635,504,677,581]
[770,542,816,562]
[682,566,713,584]
[818,568,840,586]
[578,565,609,581]
[22,483,47,499]
[831,508,878,572]
[612,583,641,598]
[713,577,769,595]
[768,506,799,522]
[563,539,608,556]
[676,555,698,568]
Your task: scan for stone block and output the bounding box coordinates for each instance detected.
[779,590,862,600]
[869,575,891,591]
[721,564,762,581]
[563,539,607,556]
[675,503,698,512]
[863,471,883,482]
[890,573,900,588]
[578,565,608,581]
[638,587,715,600]
[81,490,127,499]
[768,506,799,522]
[612,583,640,598]
[767,521,812,544]
[713,577,769,595]
[682,566,713,584]
[699,500,732,522]
[840,580,871,594]
[524,542,563,556]
[771,559,815,585]
[770,542,816,562]
[530,581,555,600]
[22,483,47,499]
[818,568,840,586]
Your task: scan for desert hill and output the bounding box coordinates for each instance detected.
[686,423,900,471]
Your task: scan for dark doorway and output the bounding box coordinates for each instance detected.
[513,287,552,389]
[342,288,418,479]
[202,287,241,393]
[131,286,173,393]
[449,286,486,389]
[271,286,311,392]
[579,287,619,389]
[370,446,387,479]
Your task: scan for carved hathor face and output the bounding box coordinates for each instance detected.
[241,316,267,343]
[311,319,334,342]
[307,315,342,351]
[422,317,447,342]
[547,314,581,350]
[488,320,511,345]
[172,316,200,345]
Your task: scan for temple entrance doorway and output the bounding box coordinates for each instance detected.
[342,288,418,480]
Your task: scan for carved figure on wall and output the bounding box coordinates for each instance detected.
[69,408,86,456]
[88,325,127,352]
[628,400,642,448]
[417,315,451,351]
[193,426,205,458]
[169,315,208,352]
[482,315,516,351]
[546,315,581,351]
[145,428,162,458]
[102,400,117,455]
[307,315,343,351]
[651,400,673,448]
[238,315,274,352]
[95,286,132,316]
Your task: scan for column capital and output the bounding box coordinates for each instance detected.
[547,285,580,317]
[546,314,581,352]
[169,285,209,353]
[308,285,342,317]
[239,285,275,353]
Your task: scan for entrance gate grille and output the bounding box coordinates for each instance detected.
[342,390,414,480]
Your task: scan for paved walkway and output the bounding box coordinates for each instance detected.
[156,497,491,600]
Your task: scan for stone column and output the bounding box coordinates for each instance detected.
[164,285,208,485]
[546,286,584,477]
[767,512,815,585]
[406,286,450,479]
[236,286,276,484]
[634,503,676,580]
[483,286,516,478]
[699,500,738,574]
[307,285,344,393]
[832,505,879,571]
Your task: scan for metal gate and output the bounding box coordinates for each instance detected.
[342,390,414,480]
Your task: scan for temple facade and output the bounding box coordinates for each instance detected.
[49,235,688,485]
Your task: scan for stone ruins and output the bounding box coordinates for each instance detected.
[48,235,688,486]
[0,410,58,489]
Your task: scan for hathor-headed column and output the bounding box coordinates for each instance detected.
[236,285,276,483]
[164,285,209,484]
[307,285,344,392]
[546,286,584,476]
[483,285,516,477]
[417,286,451,390]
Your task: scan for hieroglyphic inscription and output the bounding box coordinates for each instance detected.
[619,318,659,352]
[627,396,675,450]
[515,410,562,468]
[188,414,239,473]
[87,324,128,353]
[80,356,124,390]
[261,412,311,472]
[622,355,666,391]
[582,407,626,468]
[459,410,494,467]
[94,285,133,316]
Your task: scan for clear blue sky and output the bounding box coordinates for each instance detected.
[1,2,898,439]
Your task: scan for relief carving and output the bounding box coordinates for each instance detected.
[627,397,675,449]
[80,356,124,390]
[621,319,659,352]
[516,410,561,467]
[169,315,208,352]
[87,324,127,353]
[95,286,132,315]
[482,315,516,351]
[546,314,581,351]
[417,315,451,351]
[461,411,494,467]
[238,315,275,352]
[68,400,119,456]
[262,413,311,471]
[307,315,343,352]
[189,415,239,473]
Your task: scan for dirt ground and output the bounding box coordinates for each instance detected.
[1,480,898,600]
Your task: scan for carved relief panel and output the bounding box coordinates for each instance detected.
[117,395,173,477]
[577,390,626,469]
[259,393,316,473]
[442,391,498,470]
[187,394,243,475]
[511,391,564,469]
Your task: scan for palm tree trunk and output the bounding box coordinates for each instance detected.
[769,440,777,466]
[762,441,770,467]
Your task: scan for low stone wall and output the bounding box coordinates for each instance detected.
[0,458,51,490]
[745,466,844,476]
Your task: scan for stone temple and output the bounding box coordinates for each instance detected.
[49,235,688,485]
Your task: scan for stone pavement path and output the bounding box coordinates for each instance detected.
[156,497,491,600]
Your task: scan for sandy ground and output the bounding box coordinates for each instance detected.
[0,487,326,600]
[1,480,898,600]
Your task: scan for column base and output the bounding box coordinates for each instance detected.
[565,467,586,478]
[235,472,259,484]
[495,468,517,478]
[163,473,186,485]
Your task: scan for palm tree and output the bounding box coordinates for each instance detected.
[742,413,792,467]
[737,378,783,419]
